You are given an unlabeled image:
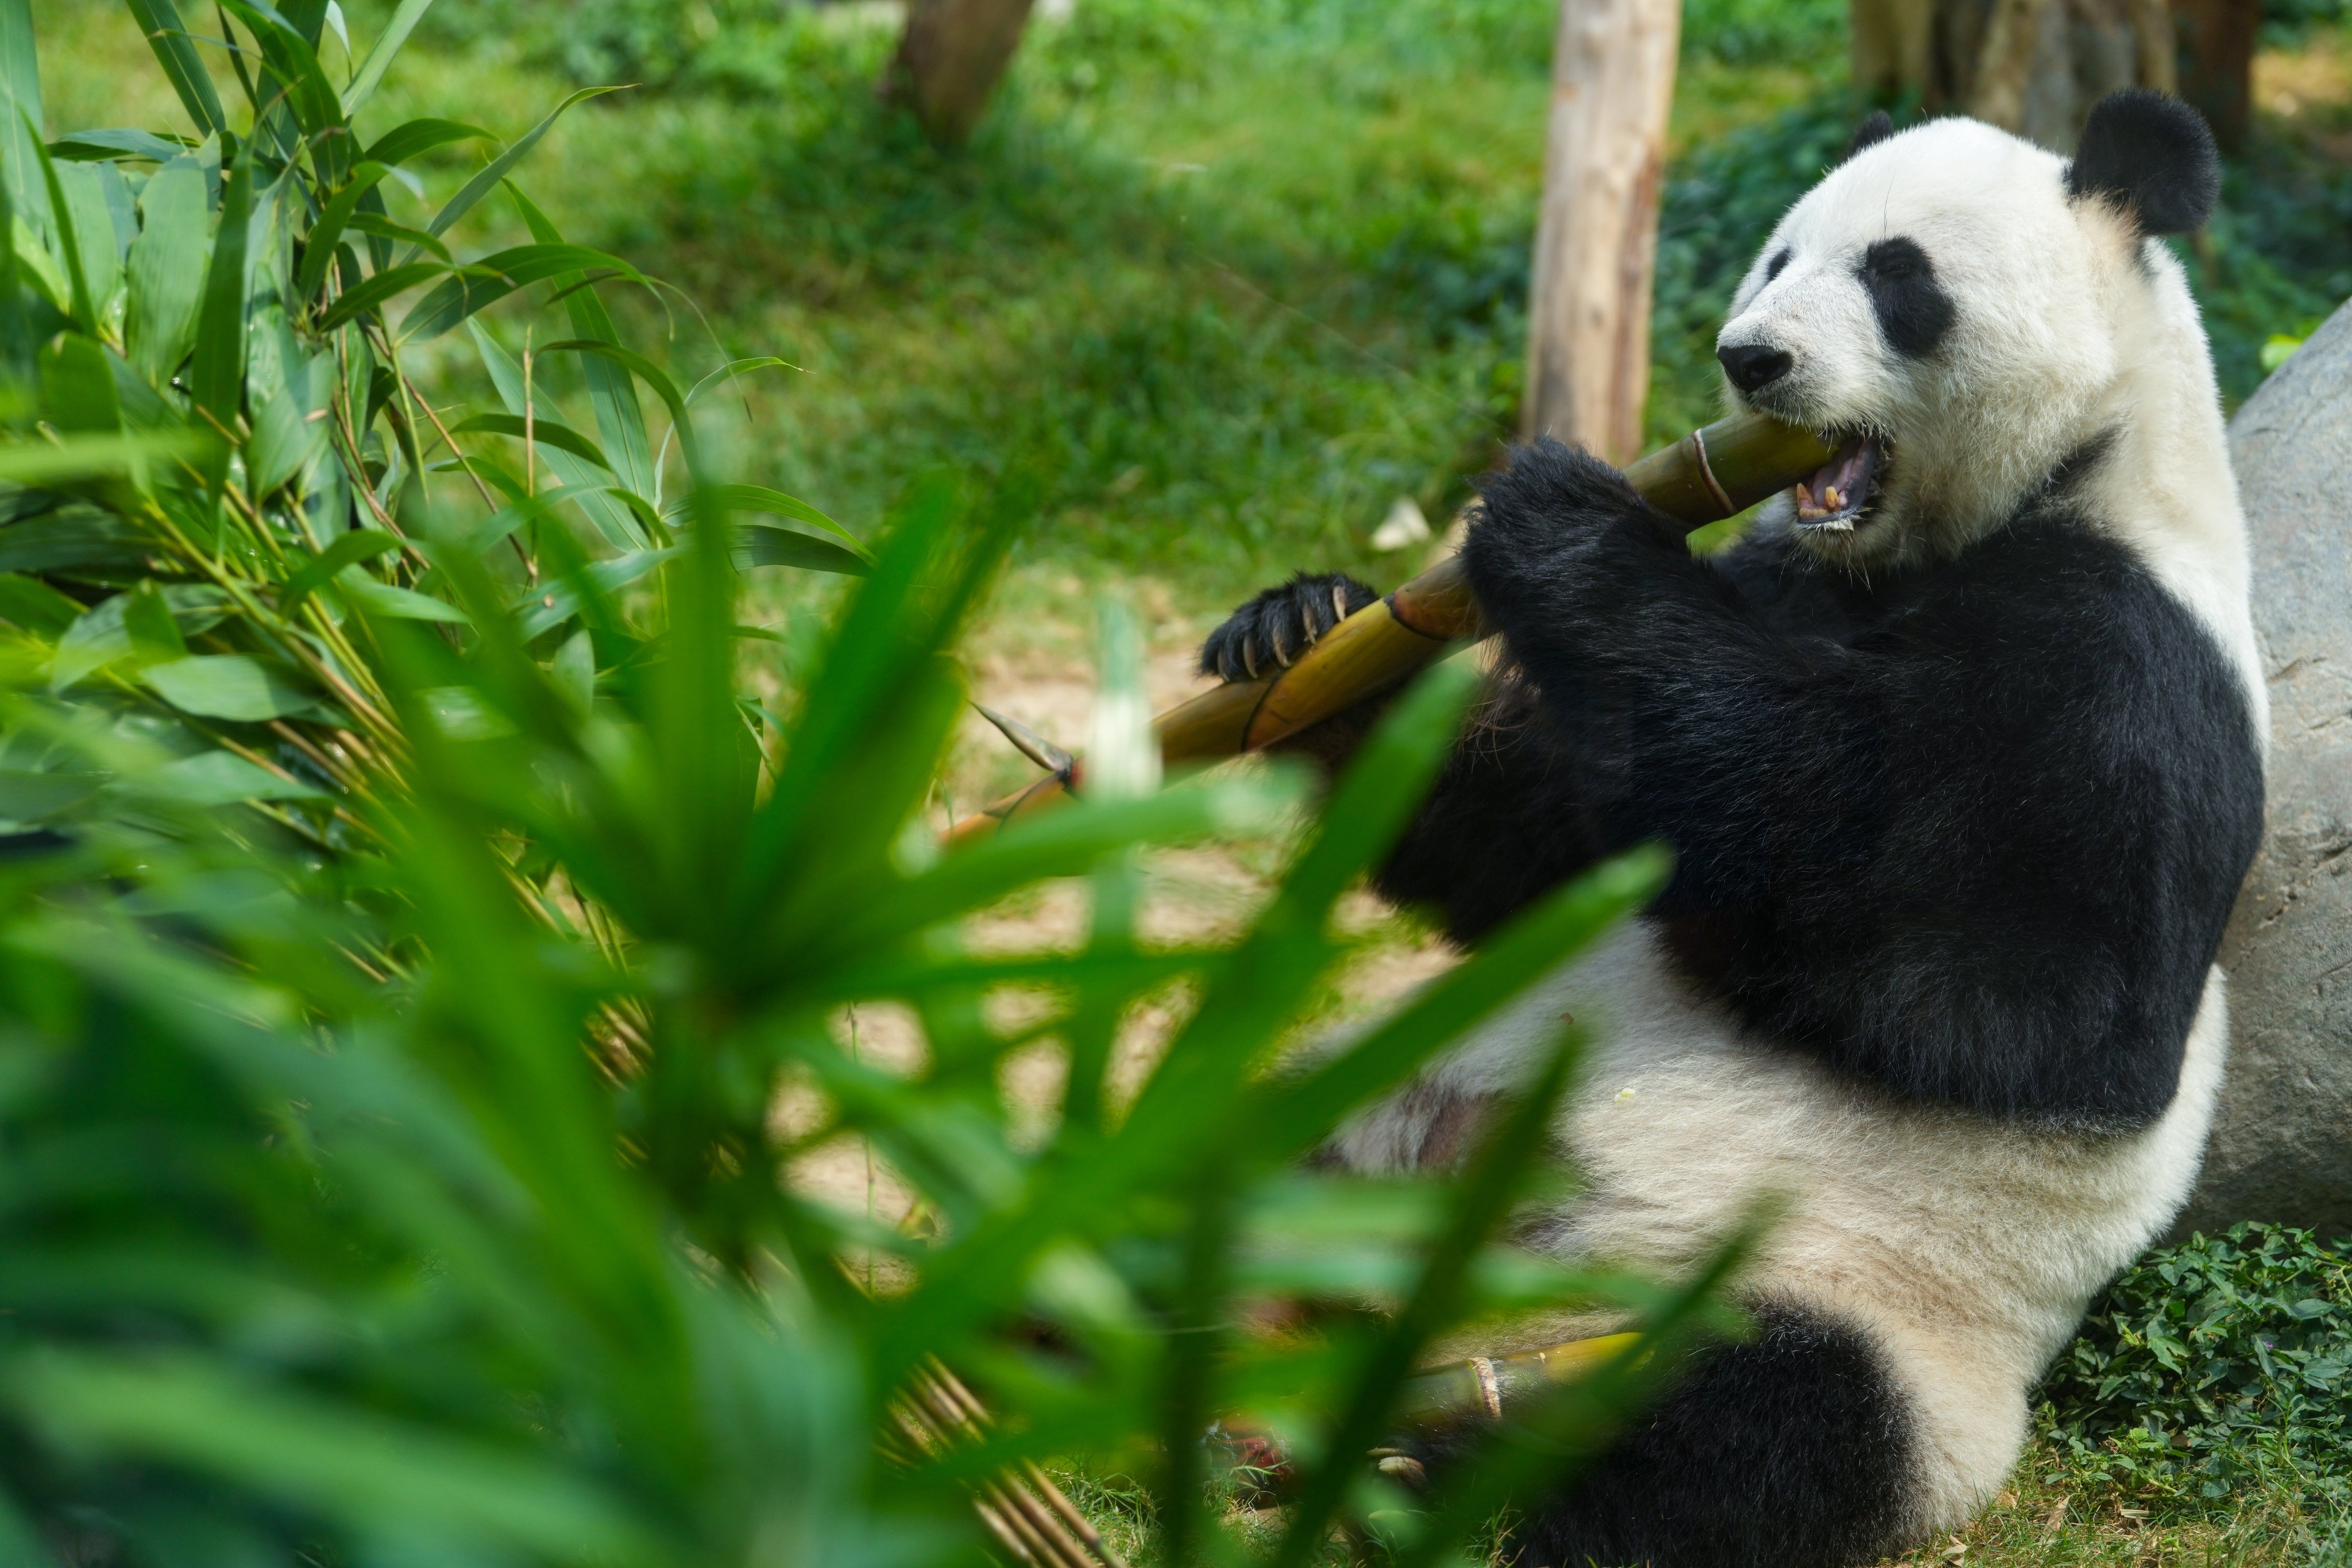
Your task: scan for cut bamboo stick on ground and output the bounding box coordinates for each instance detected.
[895,1360,1133,1568]
[919,1333,1645,1558]
[949,410,1835,845]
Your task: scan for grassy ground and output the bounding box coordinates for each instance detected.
[30,2,2352,1562]
[36,1,2350,631]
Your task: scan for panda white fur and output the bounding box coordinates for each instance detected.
[1200,91,2266,1568]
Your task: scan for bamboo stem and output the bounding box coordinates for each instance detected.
[948,410,1833,845]
[893,1360,1133,1568]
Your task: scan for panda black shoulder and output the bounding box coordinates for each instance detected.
[1884,484,2262,1125]
[1648,456,2265,1129]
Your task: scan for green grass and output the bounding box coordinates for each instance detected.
[38,1,2345,619]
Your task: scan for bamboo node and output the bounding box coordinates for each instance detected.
[1689,425,1738,518]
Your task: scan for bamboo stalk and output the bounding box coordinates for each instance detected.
[894,1360,1133,1568]
[1396,1332,1643,1425]
[949,410,1834,844]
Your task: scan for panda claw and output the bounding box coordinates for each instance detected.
[1200,572,1381,685]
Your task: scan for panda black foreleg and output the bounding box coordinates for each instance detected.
[1200,567,1612,945]
[1373,680,1613,946]
[1459,441,1866,914]
[1409,1303,1918,1568]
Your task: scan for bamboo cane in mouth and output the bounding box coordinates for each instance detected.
[949,411,1835,845]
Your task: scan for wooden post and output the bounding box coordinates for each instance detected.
[1521,0,1682,466]
[881,0,1038,146]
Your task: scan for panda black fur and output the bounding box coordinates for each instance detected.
[1203,92,2265,1567]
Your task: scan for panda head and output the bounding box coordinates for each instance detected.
[1715,91,2220,564]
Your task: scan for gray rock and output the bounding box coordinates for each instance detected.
[2174,300,2352,1243]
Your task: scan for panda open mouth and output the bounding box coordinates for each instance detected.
[1791,435,1884,531]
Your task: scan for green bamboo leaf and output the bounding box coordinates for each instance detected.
[361,115,489,169]
[312,258,442,331]
[1253,847,1667,1161]
[465,320,644,549]
[48,583,217,688]
[295,160,387,299]
[340,0,437,115]
[409,87,616,256]
[683,354,799,407]
[514,547,675,638]
[218,1,348,185]
[692,482,863,554]
[345,211,449,262]
[1275,1031,1588,1568]
[451,482,602,553]
[733,522,869,577]
[0,0,48,233]
[832,779,1299,960]
[1390,1229,1760,1568]
[9,206,68,314]
[122,0,229,137]
[508,184,654,501]
[121,580,187,662]
[397,244,646,341]
[37,333,122,434]
[0,766,102,819]
[52,593,140,688]
[605,484,669,543]
[0,570,82,634]
[53,162,123,319]
[0,428,207,487]
[0,506,153,573]
[280,527,399,609]
[535,336,701,478]
[188,144,254,443]
[334,570,467,624]
[126,153,209,384]
[121,749,325,804]
[6,1350,661,1556]
[51,127,190,163]
[537,337,684,423]
[451,412,611,473]
[143,654,320,720]
[26,110,92,330]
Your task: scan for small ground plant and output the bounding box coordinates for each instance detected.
[2040,1225,2352,1515]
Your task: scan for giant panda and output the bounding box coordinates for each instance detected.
[1199,91,2267,1568]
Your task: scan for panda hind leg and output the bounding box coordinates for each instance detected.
[1429,1303,1920,1568]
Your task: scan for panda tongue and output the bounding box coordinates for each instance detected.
[1794,437,1879,526]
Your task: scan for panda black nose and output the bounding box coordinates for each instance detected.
[1717,343,1794,393]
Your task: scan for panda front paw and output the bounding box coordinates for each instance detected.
[1463,439,1675,635]
[1200,571,1379,683]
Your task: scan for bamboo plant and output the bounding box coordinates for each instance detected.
[0,5,1748,1562]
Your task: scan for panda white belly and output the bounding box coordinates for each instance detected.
[1330,920,2231,1535]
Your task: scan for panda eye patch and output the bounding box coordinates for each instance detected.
[1764,248,1791,283]
[1857,236,1955,358]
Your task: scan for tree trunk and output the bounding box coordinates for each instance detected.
[881,0,1038,146]
[2174,0,2260,152]
[1853,0,2202,154]
[1521,0,1682,466]
[1853,0,1936,98]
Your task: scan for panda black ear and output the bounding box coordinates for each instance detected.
[1840,110,1895,165]
[2065,89,2219,237]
